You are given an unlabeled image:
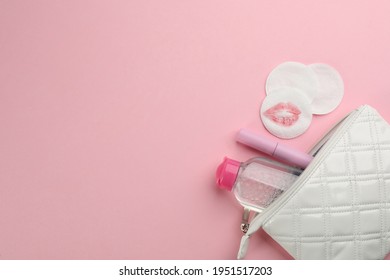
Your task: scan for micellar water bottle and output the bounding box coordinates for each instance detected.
[216,157,302,213]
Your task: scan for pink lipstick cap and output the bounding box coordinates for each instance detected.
[236,128,277,155]
[236,129,313,169]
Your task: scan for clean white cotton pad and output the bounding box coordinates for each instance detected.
[266,61,319,103]
[260,88,312,139]
[309,63,344,115]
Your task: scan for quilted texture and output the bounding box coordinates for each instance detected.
[263,106,390,259]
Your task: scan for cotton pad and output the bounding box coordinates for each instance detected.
[266,61,319,103]
[260,88,312,139]
[309,63,344,115]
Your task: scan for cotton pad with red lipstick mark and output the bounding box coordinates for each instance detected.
[260,88,312,139]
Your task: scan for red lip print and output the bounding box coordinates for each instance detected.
[263,102,301,127]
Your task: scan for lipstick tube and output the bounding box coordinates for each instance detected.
[236,128,313,169]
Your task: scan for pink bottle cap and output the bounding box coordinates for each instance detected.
[216,157,240,191]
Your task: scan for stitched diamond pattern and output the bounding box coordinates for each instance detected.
[263,106,390,259]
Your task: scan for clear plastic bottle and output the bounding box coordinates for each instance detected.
[216,157,302,213]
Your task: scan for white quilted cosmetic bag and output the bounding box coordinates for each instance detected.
[238,105,390,260]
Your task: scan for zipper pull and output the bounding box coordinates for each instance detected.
[240,208,250,233]
[240,208,260,233]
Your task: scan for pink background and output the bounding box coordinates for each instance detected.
[1,0,390,259]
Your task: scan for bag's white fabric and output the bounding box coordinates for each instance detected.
[239,105,390,259]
